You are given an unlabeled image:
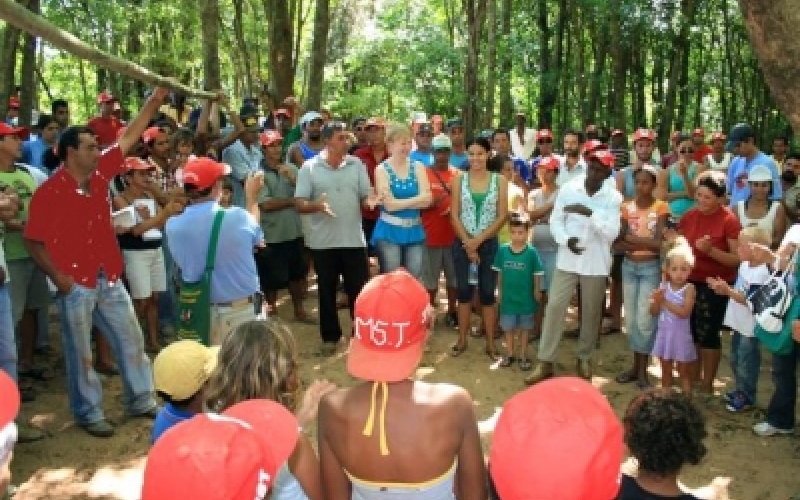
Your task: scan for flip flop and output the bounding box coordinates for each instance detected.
[615,372,638,384]
[499,356,514,368]
[469,328,486,339]
[518,358,533,371]
[18,366,55,381]
[450,342,467,357]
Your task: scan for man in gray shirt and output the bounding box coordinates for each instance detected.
[295,122,379,355]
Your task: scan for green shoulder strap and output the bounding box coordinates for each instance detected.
[205,210,226,273]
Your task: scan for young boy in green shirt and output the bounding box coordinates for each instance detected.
[492,213,543,371]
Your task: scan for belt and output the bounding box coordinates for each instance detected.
[379,212,421,228]
[212,296,254,308]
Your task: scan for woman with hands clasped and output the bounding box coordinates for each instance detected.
[657,132,706,221]
[450,137,509,360]
[369,123,432,280]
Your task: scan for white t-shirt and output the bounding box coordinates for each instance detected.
[723,262,771,336]
[781,224,800,247]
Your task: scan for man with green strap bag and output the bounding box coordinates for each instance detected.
[166,156,264,346]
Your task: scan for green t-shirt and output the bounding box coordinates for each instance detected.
[492,243,544,315]
[0,167,36,260]
[257,162,303,243]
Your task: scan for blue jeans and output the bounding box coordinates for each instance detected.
[0,285,17,381]
[765,341,799,430]
[730,331,761,403]
[537,250,557,291]
[621,259,661,354]
[36,307,49,349]
[375,240,425,281]
[159,232,178,332]
[57,279,156,425]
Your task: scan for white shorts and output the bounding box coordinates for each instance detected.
[122,248,167,299]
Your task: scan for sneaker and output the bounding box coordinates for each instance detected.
[445,311,458,328]
[722,390,739,404]
[81,420,115,438]
[17,422,46,443]
[725,392,754,413]
[129,406,160,420]
[753,421,794,437]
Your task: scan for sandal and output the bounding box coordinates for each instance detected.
[18,366,55,381]
[499,356,515,368]
[518,358,533,371]
[469,328,486,339]
[450,342,467,357]
[635,379,653,390]
[614,371,638,384]
[563,328,580,339]
[94,364,119,376]
[485,348,500,361]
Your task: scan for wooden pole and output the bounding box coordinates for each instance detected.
[0,0,217,99]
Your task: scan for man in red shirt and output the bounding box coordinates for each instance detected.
[421,134,459,327]
[691,128,713,164]
[353,117,388,250]
[23,87,170,438]
[87,91,124,148]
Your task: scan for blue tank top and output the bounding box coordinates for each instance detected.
[667,163,698,218]
[370,161,426,246]
[298,141,319,161]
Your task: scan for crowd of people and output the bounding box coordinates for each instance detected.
[0,86,799,498]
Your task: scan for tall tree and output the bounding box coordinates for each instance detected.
[18,0,39,127]
[202,0,221,89]
[266,0,297,100]
[306,0,330,110]
[462,0,488,136]
[497,0,513,122]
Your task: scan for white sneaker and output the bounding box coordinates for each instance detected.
[753,421,794,437]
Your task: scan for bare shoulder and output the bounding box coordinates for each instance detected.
[416,381,473,407]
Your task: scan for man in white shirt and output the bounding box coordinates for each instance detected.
[556,128,586,187]
[526,150,622,385]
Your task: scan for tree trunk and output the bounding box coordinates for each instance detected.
[266,0,296,101]
[584,20,608,127]
[18,0,38,127]
[484,0,496,127]
[498,0,513,121]
[608,0,627,128]
[657,0,695,152]
[463,0,487,138]
[0,1,27,121]
[537,0,552,128]
[233,0,254,96]
[201,0,221,89]
[738,0,800,132]
[306,0,330,111]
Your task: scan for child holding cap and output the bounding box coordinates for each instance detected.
[151,339,219,443]
[206,320,336,500]
[318,269,487,500]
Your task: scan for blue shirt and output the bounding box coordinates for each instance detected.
[166,201,264,303]
[511,156,530,185]
[20,138,50,171]
[151,402,196,443]
[450,151,469,170]
[409,150,434,167]
[727,152,782,206]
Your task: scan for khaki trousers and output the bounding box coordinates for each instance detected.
[210,303,257,346]
[537,269,607,363]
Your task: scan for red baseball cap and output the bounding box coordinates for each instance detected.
[124,157,155,171]
[223,399,299,466]
[142,126,164,144]
[8,97,19,109]
[710,131,726,142]
[582,139,608,156]
[260,130,283,147]
[692,128,705,137]
[0,123,29,140]
[273,108,291,118]
[348,269,432,382]
[182,157,231,190]
[610,129,625,137]
[536,129,553,141]
[489,377,623,500]
[587,150,615,169]
[0,371,19,431]
[141,413,279,500]
[632,128,655,142]
[538,155,560,171]
[97,91,114,104]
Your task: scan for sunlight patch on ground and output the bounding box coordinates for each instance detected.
[14,458,145,500]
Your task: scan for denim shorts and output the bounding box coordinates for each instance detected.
[499,313,534,332]
[452,237,498,305]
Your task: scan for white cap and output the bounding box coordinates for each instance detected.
[300,111,323,127]
[748,165,772,183]
[432,133,452,150]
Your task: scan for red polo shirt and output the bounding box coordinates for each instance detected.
[25,146,127,288]
[353,145,388,220]
[87,116,125,148]
[692,144,713,164]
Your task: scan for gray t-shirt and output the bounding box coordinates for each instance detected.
[294,153,372,249]
[258,162,303,243]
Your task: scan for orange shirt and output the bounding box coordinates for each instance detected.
[421,166,458,247]
[622,199,670,258]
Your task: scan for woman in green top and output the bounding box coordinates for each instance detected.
[656,133,707,219]
[450,137,509,361]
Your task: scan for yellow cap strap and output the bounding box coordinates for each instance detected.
[362,381,390,456]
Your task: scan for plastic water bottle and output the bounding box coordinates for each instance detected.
[468,263,479,285]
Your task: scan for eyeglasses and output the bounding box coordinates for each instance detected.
[678,148,694,154]
[537,139,553,144]
[750,181,771,188]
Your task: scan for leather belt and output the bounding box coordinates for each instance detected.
[212,296,254,308]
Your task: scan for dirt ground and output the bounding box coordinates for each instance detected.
[8,289,800,500]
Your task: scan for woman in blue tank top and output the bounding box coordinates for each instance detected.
[371,123,433,280]
[656,132,706,220]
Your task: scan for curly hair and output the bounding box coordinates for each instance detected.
[205,319,299,413]
[623,389,707,476]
